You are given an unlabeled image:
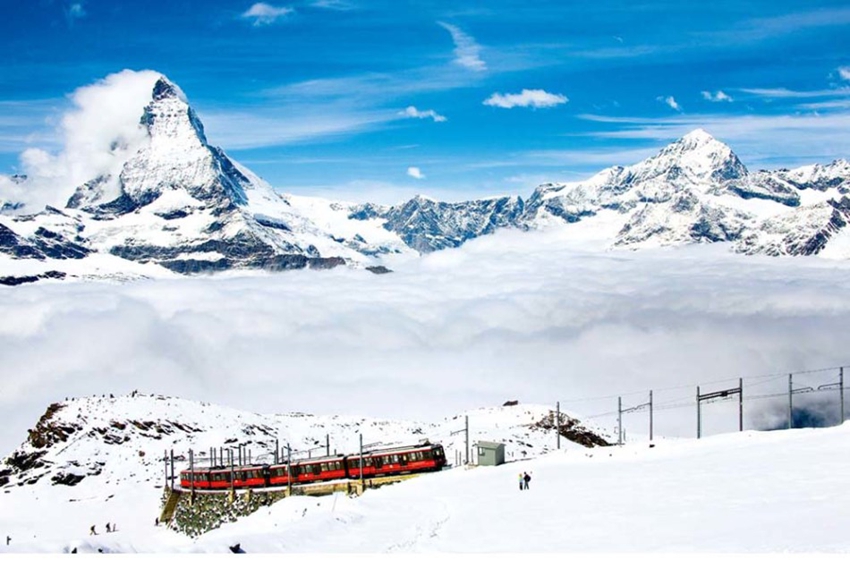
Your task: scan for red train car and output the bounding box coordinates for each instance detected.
[179,465,267,490]
[268,455,348,486]
[178,442,447,491]
[345,443,446,479]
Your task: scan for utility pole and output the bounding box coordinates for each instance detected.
[326,434,330,456]
[163,450,168,489]
[556,401,561,450]
[189,449,194,496]
[842,367,845,424]
[229,449,234,494]
[170,449,175,490]
[275,439,279,464]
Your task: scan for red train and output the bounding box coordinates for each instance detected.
[179,442,447,490]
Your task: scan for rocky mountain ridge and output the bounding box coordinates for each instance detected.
[2,75,850,284]
[0,394,608,492]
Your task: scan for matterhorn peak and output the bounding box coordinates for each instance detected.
[150,76,187,103]
[141,76,207,146]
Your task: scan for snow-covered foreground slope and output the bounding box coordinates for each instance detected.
[2,413,848,553]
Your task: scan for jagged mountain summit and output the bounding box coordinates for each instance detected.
[519,128,850,253]
[2,72,850,284]
[0,76,408,282]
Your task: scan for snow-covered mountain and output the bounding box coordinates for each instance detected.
[519,128,848,251]
[1,392,849,553]
[340,129,850,256]
[0,394,608,492]
[3,74,850,284]
[0,393,608,544]
[0,76,404,282]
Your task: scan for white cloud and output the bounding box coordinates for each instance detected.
[241,3,293,26]
[740,87,849,98]
[702,90,733,103]
[399,106,447,122]
[2,238,850,456]
[407,166,425,179]
[483,89,568,109]
[310,0,354,9]
[838,66,850,81]
[657,96,682,111]
[1,69,163,212]
[437,22,487,72]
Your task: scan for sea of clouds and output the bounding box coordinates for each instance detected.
[2,228,850,456]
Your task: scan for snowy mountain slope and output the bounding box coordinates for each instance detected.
[0,395,607,494]
[0,76,386,282]
[346,194,526,253]
[1,393,848,553]
[3,71,850,283]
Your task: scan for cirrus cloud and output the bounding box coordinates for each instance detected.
[437,22,486,72]
[400,106,447,123]
[657,95,682,111]
[241,3,294,26]
[483,89,568,109]
[702,90,733,103]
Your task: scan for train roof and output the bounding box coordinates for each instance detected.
[357,442,443,457]
[269,454,347,467]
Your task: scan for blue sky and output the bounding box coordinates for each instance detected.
[2,1,850,203]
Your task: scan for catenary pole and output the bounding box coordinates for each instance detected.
[649,390,654,442]
[359,433,364,489]
[788,373,793,429]
[465,415,469,465]
[696,386,701,439]
[555,402,560,449]
[286,443,292,495]
[841,367,845,424]
[170,449,175,490]
[739,378,744,432]
[617,396,622,446]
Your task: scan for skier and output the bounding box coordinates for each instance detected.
[105,522,111,533]
[155,517,160,527]
[90,525,97,536]
[6,536,10,546]
[523,471,531,490]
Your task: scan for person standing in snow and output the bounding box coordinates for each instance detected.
[105,522,111,533]
[6,536,10,546]
[523,472,531,490]
[90,525,97,536]
[518,472,524,490]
